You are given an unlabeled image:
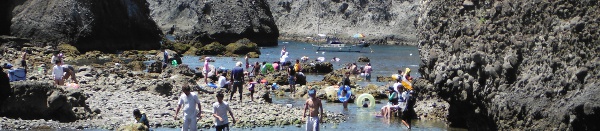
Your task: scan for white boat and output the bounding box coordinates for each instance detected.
[312,37,370,52]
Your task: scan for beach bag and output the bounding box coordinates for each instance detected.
[8,68,26,82]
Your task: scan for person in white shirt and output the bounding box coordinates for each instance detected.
[174,85,202,131]
[52,60,64,85]
[280,52,289,70]
[213,92,236,131]
[280,46,286,57]
[217,72,230,92]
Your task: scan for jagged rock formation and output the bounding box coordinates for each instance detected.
[1,0,162,52]
[416,0,599,130]
[0,81,93,122]
[267,0,420,45]
[147,0,279,46]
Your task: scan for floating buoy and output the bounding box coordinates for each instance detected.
[337,85,352,102]
[356,94,376,108]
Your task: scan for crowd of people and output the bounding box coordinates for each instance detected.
[2,46,414,131]
[166,46,412,130]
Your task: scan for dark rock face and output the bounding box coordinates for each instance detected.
[0,0,11,35]
[147,0,279,46]
[6,0,162,52]
[416,0,600,130]
[0,81,91,122]
[0,70,10,104]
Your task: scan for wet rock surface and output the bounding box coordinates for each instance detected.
[0,48,347,130]
[416,0,600,130]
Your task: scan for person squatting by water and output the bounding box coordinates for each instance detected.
[230,61,245,102]
[174,85,202,131]
[133,109,150,128]
[303,88,323,131]
[217,71,230,93]
[51,51,78,84]
[213,92,236,131]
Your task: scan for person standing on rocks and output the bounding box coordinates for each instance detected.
[288,64,297,96]
[52,60,64,86]
[229,61,245,102]
[213,92,236,131]
[247,79,256,101]
[280,46,286,57]
[280,52,289,70]
[203,57,212,84]
[303,88,323,131]
[20,49,28,73]
[364,63,373,82]
[174,85,202,131]
[161,48,169,70]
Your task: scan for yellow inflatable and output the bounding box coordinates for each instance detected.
[391,74,400,81]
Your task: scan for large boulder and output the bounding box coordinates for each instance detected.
[416,0,600,130]
[147,61,162,73]
[147,0,279,46]
[0,81,91,122]
[4,0,162,52]
[301,62,333,73]
[225,39,260,55]
[161,64,196,77]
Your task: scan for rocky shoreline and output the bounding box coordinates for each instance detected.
[0,47,352,130]
[0,44,449,130]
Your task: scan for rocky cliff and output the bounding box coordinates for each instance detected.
[267,0,420,45]
[2,0,162,52]
[147,0,279,46]
[416,0,599,130]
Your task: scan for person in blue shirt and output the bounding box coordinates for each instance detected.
[229,62,245,102]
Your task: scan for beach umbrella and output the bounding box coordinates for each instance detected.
[352,33,365,38]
